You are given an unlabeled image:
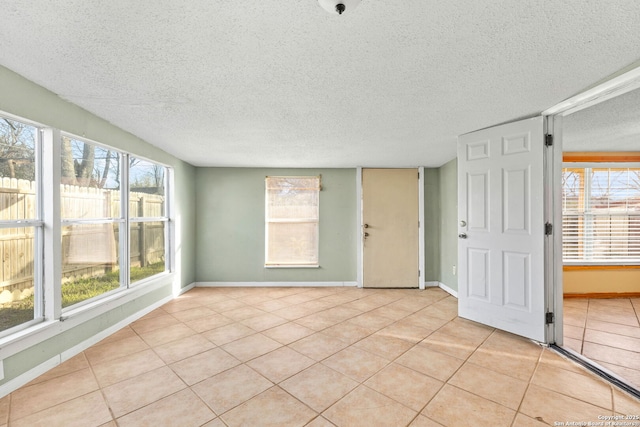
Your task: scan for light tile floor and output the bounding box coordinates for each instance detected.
[2,287,639,426]
[563,297,640,389]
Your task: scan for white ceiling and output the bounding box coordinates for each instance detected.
[0,1,639,168]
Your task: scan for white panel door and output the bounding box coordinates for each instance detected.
[458,116,546,342]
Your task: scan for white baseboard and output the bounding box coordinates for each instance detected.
[196,281,358,288]
[0,291,175,398]
[177,282,196,296]
[438,282,458,298]
[425,281,439,288]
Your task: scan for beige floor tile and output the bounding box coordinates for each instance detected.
[583,341,640,368]
[94,326,138,346]
[170,306,217,322]
[421,330,483,360]
[192,364,273,415]
[423,298,458,321]
[587,318,640,339]
[322,346,390,383]
[448,361,527,410]
[137,322,196,347]
[185,313,235,333]
[408,415,444,426]
[563,323,585,340]
[368,305,413,321]
[241,312,288,331]
[613,388,640,416]
[379,320,434,343]
[538,348,587,375]
[130,313,181,334]
[0,395,8,426]
[202,323,256,346]
[223,306,267,321]
[511,413,549,426]
[280,364,359,412]
[306,416,337,427]
[102,366,186,418]
[247,346,315,383]
[365,363,443,412]
[221,333,282,362]
[403,312,450,331]
[201,418,227,427]
[346,312,396,330]
[10,368,99,421]
[423,385,515,427]
[353,333,414,360]
[598,361,640,389]
[323,321,378,345]
[207,298,247,313]
[519,384,611,424]
[11,391,112,427]
[323,385,417,427]
[152,333,216,364]
[116,388,215,427]
[588,309,639,327]
[387,296,432,313]
[395,343,464,382]
[296,312,343,331]
[279,292,319,305]
[237,293,274,305]
[136,307,168,321]
[262,322,315,344]
[84,335,149,365]
[91,348,165,387]
[563,336,583,353]
[27,352,89,386]
[252,298,292,312]
[290,332,351,361]
[585,329,640,353]
[161,298,203,313]
[564,306,588,327]
[221,386,316,427]
[531,362,612,409]
[466,332,541,381]
[170,347,240,385]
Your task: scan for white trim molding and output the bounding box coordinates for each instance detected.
[196,281,358,288]
[438,282,458,298]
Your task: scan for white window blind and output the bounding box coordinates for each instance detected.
[562,167,640,264]
[265,176,320,267]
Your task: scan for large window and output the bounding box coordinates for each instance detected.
[60,135,122,308]
[129,157,167,283]
[265,176,320,267]
[562,166,640,264]
[0,116,42,334]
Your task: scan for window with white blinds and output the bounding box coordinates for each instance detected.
[265,176,320,267]
[562,166,640,264]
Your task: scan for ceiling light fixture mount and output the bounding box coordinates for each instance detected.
[318,0,361,15]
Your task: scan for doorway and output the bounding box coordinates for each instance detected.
[361,168,420,288]
[546,69,640,392]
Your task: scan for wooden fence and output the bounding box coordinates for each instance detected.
[0,178,165,303]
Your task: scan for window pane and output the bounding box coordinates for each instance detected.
[0,118,37,220]
[130,158,166,207]
[60,136,121,219]
[267,222,319,265]
[0,226,36,332]
[130,221,165,282]
[62,223,120,308]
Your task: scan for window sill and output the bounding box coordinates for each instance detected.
[264,265,320,269]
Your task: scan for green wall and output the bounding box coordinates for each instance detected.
[423,168,441,282]
[0,65,196,386]
[195,168,357,282]
[439,158,458,291]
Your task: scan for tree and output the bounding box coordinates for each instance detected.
[0,118,36,180]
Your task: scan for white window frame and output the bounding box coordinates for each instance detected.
[265,175,321,268]
[0,114,44,338]
[562,162,640,265]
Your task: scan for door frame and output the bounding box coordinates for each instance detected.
[542,64,640,346]
[356,167,426,289]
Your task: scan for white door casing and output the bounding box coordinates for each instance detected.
[458,116,546,342]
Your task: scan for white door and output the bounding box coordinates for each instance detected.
[362,168,419,288]
[458,116,546,342]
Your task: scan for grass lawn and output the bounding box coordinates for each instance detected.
[0,262,165,332]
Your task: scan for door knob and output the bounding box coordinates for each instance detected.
[459,220,467,227]
[364,232,369,237]
[458,233,468,239]
[363,224,369,228]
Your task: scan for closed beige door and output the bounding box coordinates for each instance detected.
[363,168,419,288]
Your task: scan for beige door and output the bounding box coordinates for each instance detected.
[362,168,419,288]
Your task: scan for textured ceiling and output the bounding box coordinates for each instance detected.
[0,1,639,167]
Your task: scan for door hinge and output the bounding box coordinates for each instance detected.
[545,222,553,236]
[544,134,553,147]
[418,270,421,277]
[546,312,554,324]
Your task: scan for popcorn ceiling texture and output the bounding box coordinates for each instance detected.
[0,1,639,167]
